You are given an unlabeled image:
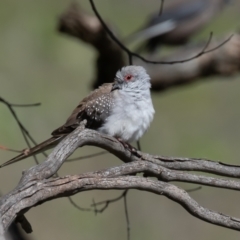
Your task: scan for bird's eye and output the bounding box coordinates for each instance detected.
[124,74,133,81]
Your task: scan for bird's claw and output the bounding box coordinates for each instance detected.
[116,138,141,157]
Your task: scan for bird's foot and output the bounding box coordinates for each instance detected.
[116,137,132,150]
[116,138,141,157]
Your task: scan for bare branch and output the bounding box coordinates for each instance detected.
[1,126,240,232]
[158,0,164,16]
[1,172,240,232]
[89,0,232,65]
[66,151,107,162]
[0,97,41,164]
[91,189,130,238]
[123,191,130,240]
[18,121,87,185]
[0,97,40,145]
[67,197,91,212]
[0,97,41,108]
[58,3,124,88]
[92,190,128,214]
[8,103,41,108]
[1,1,239,238]
[58,3,240,91]
[0,145,22,153]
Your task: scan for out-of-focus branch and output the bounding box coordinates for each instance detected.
[58,3,240,91]
[58,3,124,89]
[1,124,240,232]
[139,34,240,91]
[0,97,41,164]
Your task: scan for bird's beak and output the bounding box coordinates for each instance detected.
[112,81,121,91]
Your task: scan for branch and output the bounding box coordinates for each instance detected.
[1,124,240,232]
[141,34,240,91]
[58,3,124,89]
[0,97,42,164]
[88,0,232,66]
[57,3,240,91]
[0,212,4,240]
[1,166,240,231]
[2,1,239,237]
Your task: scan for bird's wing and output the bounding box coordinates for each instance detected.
[0,83,114,168]
[52,83,114,136]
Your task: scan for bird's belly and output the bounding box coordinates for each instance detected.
[98,100,154,143]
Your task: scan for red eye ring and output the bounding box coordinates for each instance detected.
[125,74,133,81]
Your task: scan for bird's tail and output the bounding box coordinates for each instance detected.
[0,136,63,168]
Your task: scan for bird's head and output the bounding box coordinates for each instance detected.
[112,65,151,91]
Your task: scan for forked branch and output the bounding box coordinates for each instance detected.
[58,3,240,90]
[1,124,240,232]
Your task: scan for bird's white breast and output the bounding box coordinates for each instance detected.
[98,89,155,142]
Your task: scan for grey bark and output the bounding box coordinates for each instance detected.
[1,124,240,232]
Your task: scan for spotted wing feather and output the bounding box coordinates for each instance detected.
[52,83,113,136]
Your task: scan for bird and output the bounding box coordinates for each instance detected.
[0,65,155,168]
[125,0,232,53]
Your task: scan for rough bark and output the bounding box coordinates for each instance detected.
[1,124,240,232]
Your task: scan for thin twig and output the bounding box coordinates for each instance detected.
[158,0,164,16]
[0,97,41,108]
[9,103,41,107]
[0,97,40,164]
[91,189,130,238]
[67,196,92,212]
[0,97,88,213]
[2,127,240,232]
[89,0,233,65]
[185,186,202,193]
[0,145,22,153]
[91,190,128,213]
[136,141,141,151]
[170,33,234,63]
[123,190,130,240]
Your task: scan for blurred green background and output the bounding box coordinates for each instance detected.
[0,0,240,239]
